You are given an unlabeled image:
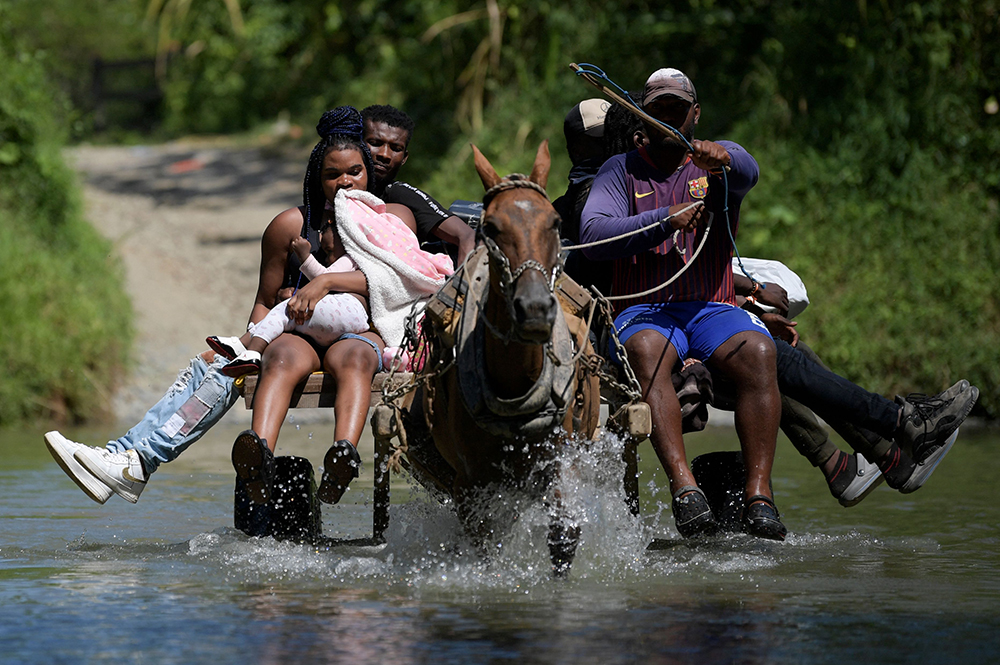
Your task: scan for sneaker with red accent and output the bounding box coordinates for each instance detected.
[827,451,884,507]
[221,350,262,378]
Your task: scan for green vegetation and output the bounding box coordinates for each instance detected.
[0,29,132,424]
[2,0,997,417]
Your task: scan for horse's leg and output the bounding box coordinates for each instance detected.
[452,475,495,558]
[547,482,580,577]
[545,426,581,577]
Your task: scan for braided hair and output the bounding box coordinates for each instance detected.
[302,106,376,231]
[602,101,644,160]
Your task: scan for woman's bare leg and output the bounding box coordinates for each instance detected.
[323,332,384,445]
[251,334,321,449]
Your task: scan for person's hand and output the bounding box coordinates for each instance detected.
[290,236,312,263]
[665,201,706,232]
[285,279,328,325]
[689,139,731,171]
[275,286,295,302]
[759,312,798,346]
[754,282,789,317]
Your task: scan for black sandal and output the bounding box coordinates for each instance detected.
[232,429,274,505]
[317,439,361,504]
[206,335,244,360]
[672,485,719,538]
[741,494,787,541]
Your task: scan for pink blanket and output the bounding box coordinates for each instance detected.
[333,190,454,348]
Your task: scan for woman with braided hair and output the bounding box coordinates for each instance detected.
[44,105,450,510]
[226,105,452,506]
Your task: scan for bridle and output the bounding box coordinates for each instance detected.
[477,174,563,343]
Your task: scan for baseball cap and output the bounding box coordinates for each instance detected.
[642,68,697,106]
[564,98,610,139]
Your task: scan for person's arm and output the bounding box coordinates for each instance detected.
[711,141,758,198]
[432,216,476,265]
[733,274,789,316]
[250,208,303,326]
[285,270,369,325]
[579,156,695,261]
[298,254,328,280]
[757,312,799,347]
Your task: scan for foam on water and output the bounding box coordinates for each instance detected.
[166,431,668,590]
[174,431,940,592]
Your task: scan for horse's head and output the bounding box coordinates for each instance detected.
[471,141,561,344]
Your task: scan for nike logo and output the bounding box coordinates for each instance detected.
[635,191,653,199]
[122,468,143,484]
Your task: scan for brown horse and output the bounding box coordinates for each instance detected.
[415,141,600,574]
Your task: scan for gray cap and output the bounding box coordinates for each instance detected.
[642,68,697,106]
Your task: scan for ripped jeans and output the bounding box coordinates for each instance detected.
[105,354,239,473]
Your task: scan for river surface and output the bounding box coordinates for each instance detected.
[2,421,999,664]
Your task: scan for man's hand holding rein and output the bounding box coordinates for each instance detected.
[689,139,731,172]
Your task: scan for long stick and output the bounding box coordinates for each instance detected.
[569,62,681,142]
[570,62,729,172]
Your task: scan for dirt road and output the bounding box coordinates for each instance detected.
[67,139,314,425]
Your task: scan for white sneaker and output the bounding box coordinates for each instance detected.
[74,447,148,504]
[44,431,114,505]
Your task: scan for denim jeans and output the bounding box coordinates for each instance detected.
[106,354,239,473]
[774,340,899,448]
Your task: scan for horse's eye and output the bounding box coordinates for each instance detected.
[481,219,500,239]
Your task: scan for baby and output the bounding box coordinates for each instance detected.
[213,220,372,377]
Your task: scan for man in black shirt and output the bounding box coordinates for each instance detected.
[362,105,475,263]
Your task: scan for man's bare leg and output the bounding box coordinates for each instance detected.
[625,330,718,537]
[709,330,780,499]
[709,330,786,540]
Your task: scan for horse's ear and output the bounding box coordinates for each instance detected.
[471,144,501,191]
[529,140,550,190]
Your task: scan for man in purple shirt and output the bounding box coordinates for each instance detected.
[580,68,786,540]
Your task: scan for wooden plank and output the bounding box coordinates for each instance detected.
[239,372,414,409]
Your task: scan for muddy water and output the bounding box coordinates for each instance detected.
[2,421,999,664]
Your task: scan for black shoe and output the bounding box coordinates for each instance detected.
[232,429,274,505]
[895,384,978,463]
[671,485,719,538]
[317,439,361,504]
[741,495,787,541]
[221,351,262,378]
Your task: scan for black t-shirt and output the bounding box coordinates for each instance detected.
[382,181,451,243]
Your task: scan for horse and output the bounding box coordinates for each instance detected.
[410,141,601,575]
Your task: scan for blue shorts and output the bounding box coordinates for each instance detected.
[338,332,384,373]
[612,301,771,364]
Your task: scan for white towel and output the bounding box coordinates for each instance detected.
[334,189,454,347]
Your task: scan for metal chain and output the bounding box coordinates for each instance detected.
[594,294,643,403]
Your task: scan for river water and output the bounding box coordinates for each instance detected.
[3,421,999,664]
